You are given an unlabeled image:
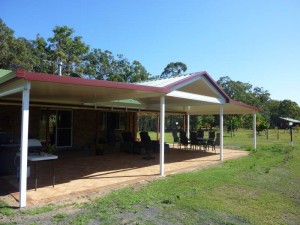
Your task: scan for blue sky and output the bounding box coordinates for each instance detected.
[1,0,300,105]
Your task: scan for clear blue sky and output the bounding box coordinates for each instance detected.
[1,0,300,105]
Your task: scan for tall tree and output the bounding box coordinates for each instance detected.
[0,19,36,71]
[84,49,115,80]
[217,76,253,104]
[31,34,55,73]
[128,60,150,83]
[265,99,281,127]
[278,100,300,119]
[217,76,273,128]
[0,19,15,69]
[160,62,187,78]
[84,49,149,82]
[48,26,89,76]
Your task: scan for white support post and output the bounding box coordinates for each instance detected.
[220,105,224,161]
[253,113,257,150]
[159,96,165,177]
[19,83,30,208]
[187,114,190,139]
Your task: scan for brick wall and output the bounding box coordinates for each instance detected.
[73,109,97,149]
[0,105,40,139]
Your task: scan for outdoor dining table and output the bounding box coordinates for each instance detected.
[16,152,58,191]
[197,138,212,150]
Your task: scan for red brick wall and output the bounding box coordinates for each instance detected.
[72,109,97,149]
[0,105,40,139]
[0,105,136,150]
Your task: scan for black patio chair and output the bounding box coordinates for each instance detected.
[207,131,217,152]
[197,129,208,151]
[207,132,220,152]
[190,131,200,150]
[172,130,179,148]
[120,132,145,154]
[179,130,190,149]
[139,132,170,153]
[139,132,158,159]
[197,129,204,138]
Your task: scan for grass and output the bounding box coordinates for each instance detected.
[0,201,15,217]
[146,128,299,149]
[1,129,300,224]
[69,144,299,224]
[20,204,54,215]
[51,212,68,223]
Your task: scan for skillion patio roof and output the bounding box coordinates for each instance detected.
[0,69,259,208]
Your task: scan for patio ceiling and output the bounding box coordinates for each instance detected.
[0,69,259,115]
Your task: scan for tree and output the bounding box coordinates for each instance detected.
[0,19,36,71]
[190,115,201,131]
[200,115,215,130]
[0,19,16,69]
[256,114,270,136]
[31,34,55,73]
[0,20,152,82]
[217,76,253,104]
[128,60,150,83]
[278,100,300,119]
[84,49,115,80]
[84,49,149,82]
[160,62,187,78]
[217,76,273,129]
[265,100,281,128]
[48,26,89,76]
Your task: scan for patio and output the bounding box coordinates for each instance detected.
[0,147,248,206]
[0,69,258,207]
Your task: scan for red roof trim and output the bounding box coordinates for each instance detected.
[16,69,168,93]
[229,99,261,112]
[14,69,259,112]
[163,71,231,102]
[161,71,259,111]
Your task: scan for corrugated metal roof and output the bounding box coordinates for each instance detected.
[280,117,300,123]
[0,69,16,84]
[136,73,197,87]
[0,69,14,78]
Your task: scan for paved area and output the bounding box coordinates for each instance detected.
[0,147,249,206]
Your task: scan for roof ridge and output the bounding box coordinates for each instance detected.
[138,72,198,84]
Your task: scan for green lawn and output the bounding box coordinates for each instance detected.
[147,128,300,149]
[1,129,300,224]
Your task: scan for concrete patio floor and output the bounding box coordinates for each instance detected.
[0,147,249,206]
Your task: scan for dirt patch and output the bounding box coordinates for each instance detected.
[0,179,154,225]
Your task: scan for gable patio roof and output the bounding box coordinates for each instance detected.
[0,69,259,115]
[0,68,260,208]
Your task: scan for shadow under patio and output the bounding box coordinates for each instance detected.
[0,147,249,206]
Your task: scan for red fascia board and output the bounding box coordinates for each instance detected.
[16,69,168,93]
[229,99,261,112]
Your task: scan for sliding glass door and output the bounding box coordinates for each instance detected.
[40,109,73,147]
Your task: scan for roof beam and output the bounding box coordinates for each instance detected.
[0,80,31,97]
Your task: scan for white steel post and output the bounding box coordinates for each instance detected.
[253,113,257,150]
[20,83,30,208]
[187,114,190,139]
[220,105,224,161]
[160,96,165,177]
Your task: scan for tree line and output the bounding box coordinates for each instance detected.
[1,18,299,131]
[0,19,186,82]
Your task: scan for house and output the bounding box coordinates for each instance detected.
[0,69,259,207]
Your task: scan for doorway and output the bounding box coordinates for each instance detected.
[40,109,73,147]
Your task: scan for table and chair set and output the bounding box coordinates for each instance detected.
[173,130,220,152]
